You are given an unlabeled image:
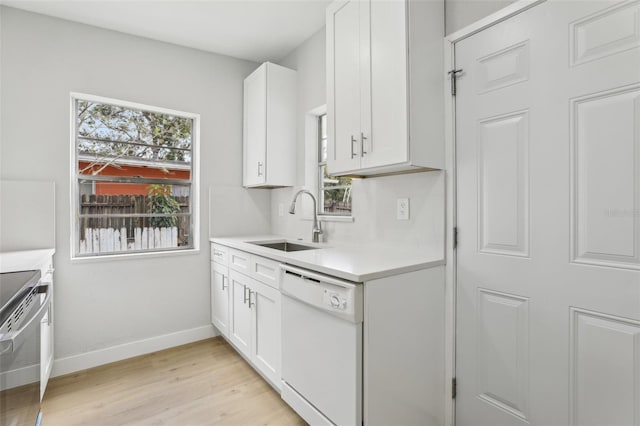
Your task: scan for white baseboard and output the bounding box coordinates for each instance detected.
[52,324,217,378]
[0,363,39,392]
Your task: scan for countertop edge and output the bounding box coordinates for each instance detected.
[209,236,444,282]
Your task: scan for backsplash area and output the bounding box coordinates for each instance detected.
[270,170,445,252]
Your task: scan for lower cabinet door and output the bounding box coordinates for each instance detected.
[251,281,281,389]
[229,270,252,358]
[211,262,230,337]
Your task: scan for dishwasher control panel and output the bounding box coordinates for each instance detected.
[281,265,363,323]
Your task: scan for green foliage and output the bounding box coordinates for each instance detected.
[147,184,181,227]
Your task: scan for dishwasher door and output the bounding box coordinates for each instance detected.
[280,266,363,426]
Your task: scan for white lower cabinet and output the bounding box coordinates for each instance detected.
[250,280,280,387]
[211,243,281,390]
[211,262,230,337]
[229,270,253,358]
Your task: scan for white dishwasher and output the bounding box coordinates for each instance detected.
[280,264,363,426]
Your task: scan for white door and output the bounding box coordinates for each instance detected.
[250,280,281,388]
[228,270,252,358]
[327,0,362,174]
[211,262,229,337]
[455,1,640,425]
[243,65,266,187]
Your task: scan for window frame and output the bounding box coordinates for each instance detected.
[69,92,200,261]
[317,113,352,217]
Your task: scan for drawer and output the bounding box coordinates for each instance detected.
[250,255,280,289]
[211,243,228,265]
[228,248,250,273]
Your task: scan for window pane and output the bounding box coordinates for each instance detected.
[77,100,192,164]
[317,114,352,216]
[77,181,192,255]
[323,189,352,215]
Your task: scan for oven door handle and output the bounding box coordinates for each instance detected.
[0,284,51,355]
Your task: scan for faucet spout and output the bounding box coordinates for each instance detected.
[289,190,323,243]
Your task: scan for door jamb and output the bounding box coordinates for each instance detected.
[442,1,547,425]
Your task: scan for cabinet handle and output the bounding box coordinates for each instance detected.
[361,132,368,156]
[351,135,358,159]
[243,285,249,304]
[248,290,255,308]
[222,275,228,290]
[257,162,263,177]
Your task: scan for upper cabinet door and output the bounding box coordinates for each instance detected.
[243,66,267,187]
[243,62,296,188]
[363,0,408,170]
[327,0,362,175]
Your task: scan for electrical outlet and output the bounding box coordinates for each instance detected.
[278,203,284,217]
[397,198,409,220]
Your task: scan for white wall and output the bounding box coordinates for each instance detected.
[0,180,55,251]
[0,7,270,366]
[271,29,445,252]
[445,0,517,34]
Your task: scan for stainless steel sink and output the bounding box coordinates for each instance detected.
[249,241,318,252]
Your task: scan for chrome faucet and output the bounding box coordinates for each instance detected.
[289,190,323,243]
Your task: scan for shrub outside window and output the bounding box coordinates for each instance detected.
[71,93,199,258]
[318,114,352,215]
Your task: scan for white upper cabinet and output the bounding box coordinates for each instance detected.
[243,62,297,188]
[326,0,444,176]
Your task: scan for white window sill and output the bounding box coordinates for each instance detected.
[71,248,200,263]
[303,215,355,223]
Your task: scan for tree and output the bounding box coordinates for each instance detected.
[76,100,192,174]
[147,184,181,228]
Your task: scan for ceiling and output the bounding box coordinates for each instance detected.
[0,0,332,62]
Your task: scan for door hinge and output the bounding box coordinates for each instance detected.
[453,227,458,249]
[452,377,457,399]
[448,69,463,96]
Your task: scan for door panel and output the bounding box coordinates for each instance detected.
[243,66,266,186]
[229,271,251,358]
[455,1,640,425]
[251,281,280,388]
[327,0,362,174]
[211,262,229,337]
[365,0,408,169]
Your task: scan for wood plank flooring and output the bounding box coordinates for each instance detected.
[41,337,306,426]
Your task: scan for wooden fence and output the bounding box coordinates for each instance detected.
[79,194,190,254]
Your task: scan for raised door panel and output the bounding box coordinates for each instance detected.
[211,262,230,337]
[229,271,252,358]
[571,85,640,270]
[327,0,362,175]
[570,309,640,426]
[364,0,408,169]
[243,64,267,187]
[251,281,281,389]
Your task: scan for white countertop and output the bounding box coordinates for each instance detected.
[0,249,55,273]
[210,235,444,282]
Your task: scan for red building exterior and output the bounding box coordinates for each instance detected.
[79,161,190,195]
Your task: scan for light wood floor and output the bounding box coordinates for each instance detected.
[41,337,306,426]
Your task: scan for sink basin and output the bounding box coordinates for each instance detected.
[249,241,318,252]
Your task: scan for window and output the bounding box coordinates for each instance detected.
[71,94,199,258]
[318,114,352,215]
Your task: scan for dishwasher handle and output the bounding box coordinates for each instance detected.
[281,264,360,289]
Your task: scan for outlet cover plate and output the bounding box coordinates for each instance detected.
[397,198,409,220]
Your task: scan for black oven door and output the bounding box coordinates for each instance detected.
[0,284,51,426]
